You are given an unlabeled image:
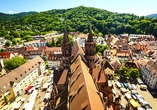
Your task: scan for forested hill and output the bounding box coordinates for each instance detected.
[0,11,37,23]
[147,14,157,18]
[1,6,157,39]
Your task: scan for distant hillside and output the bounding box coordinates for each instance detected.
[146,14,157,18]
[0,6,157,39]
[0,11,37,23]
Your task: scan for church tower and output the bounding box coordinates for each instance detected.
[85,25,96,74]
[61,28,72,69]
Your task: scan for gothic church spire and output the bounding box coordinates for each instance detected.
[87,25,93,42]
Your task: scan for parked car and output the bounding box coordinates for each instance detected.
[120,83,124,88]
[137,79,144,85]
[115,81,121,88]
[141,101,149,107]
[144,104,152,110]
[140,85,147,91]
[131,94,137,100]
[131,90,138,95]
[135,94,144,104]
[123,83,128,88]
[131,84,137,90]
[127,83,132,90]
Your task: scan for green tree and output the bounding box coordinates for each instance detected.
[56,35,74,47]
[4,56,27,71]
[98,32,103,37]
[52,37,56,46]
[5,41,11,47]
[129,68,140,79]
[0,48,5,52]
[9,31,20,38]
[23,35,33,42]
[119,66,130,78]
[97,52,102,56]
[47,41,52,47]
[12,39,17,45]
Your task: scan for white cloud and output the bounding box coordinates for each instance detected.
[8,10,19,14]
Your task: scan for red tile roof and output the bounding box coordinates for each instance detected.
[0,52,12,59]
[26,46,34,51]
[38,46,47,50]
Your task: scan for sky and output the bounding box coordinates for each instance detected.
[0,0,157,16]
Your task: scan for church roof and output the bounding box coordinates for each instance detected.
[57,69,68,85]
[92,68,107,84]
[70,55,104,110]
[72,41,85,57]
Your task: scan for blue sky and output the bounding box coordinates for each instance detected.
[0,0,156,16]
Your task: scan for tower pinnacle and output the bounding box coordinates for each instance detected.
[87,25,93,42]
[63,27,69,43]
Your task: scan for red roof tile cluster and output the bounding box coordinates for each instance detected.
[26,46,34,51]
[0,52,12,59]
[48,53,62,61]
[38,46,47,50]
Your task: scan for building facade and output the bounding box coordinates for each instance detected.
[0,56,45,108]
[141,60,157,90]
